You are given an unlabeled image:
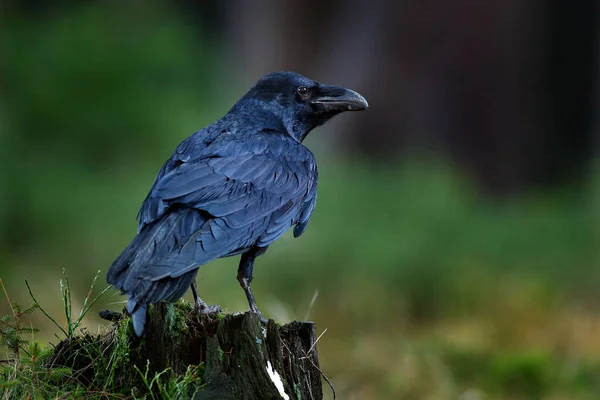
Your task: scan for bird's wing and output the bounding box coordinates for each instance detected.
[137,128,221,231]
[137,133,317,279]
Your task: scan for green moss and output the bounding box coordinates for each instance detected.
[101,316,135,391]
[174,299,194,313]
[165,302,190,340]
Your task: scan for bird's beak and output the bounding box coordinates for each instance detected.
[311,85,369,112]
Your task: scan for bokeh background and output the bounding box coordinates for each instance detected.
[1,1,599,399]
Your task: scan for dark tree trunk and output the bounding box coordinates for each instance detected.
[144,305,323,400]
[225,0,598,194]
[48,304,324,399]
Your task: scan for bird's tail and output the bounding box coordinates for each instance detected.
[127,299,146,337]
[107,208,208,336]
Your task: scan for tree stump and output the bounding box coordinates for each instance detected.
[49,302,324,399]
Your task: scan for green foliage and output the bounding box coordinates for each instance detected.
[26,269,110,340]
[0,272,209,399]
[0,272,125,398]
[0,340,73,399]
[134,361,205,400]
[262,158,597,319]
[101,316,135,392]
[488,351,554,397]
[0,302,39,360]
[0,282,75,399]
[0,1,224,262]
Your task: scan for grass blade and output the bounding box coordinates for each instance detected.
[25,280,68,338]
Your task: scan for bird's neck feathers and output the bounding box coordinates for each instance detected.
[227,97,323,143]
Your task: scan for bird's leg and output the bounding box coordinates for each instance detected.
[237,248,268,323]
[190,281,221,313]
[190,281,206,309]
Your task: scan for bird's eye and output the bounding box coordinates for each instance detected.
[296,86,309,96]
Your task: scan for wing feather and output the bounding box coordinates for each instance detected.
[135,133,318,279]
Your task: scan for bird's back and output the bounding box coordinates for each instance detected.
[107,119,318,308]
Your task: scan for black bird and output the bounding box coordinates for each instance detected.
[107,72,368,336]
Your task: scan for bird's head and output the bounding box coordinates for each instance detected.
[234,71,368,142]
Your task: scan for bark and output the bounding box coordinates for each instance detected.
[48,304,324,399]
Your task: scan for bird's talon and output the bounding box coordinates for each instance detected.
[196,303,222,314]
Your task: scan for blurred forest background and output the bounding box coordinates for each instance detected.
[1,1,599,399]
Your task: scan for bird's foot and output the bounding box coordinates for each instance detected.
[195,301,222,314]
[190,282,221,314]
[202,304,223,314]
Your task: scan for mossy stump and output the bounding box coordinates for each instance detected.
[49,303,324,399]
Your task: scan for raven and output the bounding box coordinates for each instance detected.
[107,71,368,336]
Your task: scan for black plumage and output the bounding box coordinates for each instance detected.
[107,71,368,336]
